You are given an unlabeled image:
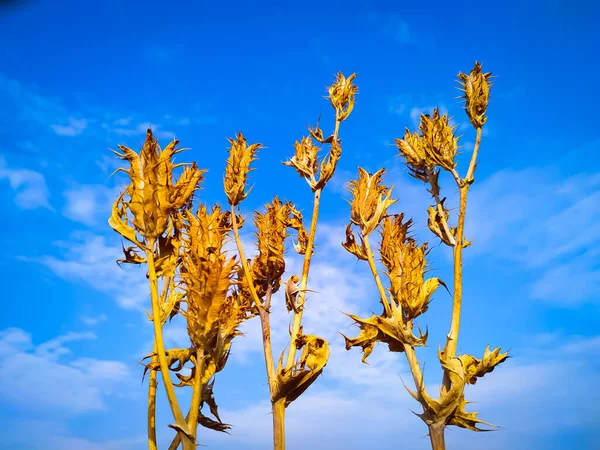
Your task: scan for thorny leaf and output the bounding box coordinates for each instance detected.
[341,223,369,261]
[314,139,342,191]
[287,203,310,255]
[459,346,509,385]
[141,347,194,382]
[342,309,428,363]
[427,203,455,247]
[274,334,330,407]
[117,244,146,265]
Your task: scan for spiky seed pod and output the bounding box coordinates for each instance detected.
[224,132,262,206]
[348,167,397,236]
[327,72,358,121]
[251,197,290,297]
[418,109,459,173]
[109,129,206,241]
[458,61,492,128]
[180,206,237,349]
[284,136,320,186]
[379,214,444,321]
[394,129,433,182]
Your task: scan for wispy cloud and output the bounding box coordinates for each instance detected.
[62,184,120,226]
[0,155,53,210]
[51,117,88,136]
[0,328,130,414]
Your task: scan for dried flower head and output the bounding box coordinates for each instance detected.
[380,215,444,320]
[284,136,320,184]
[458,61,493,128]
[419,109,459,172]
[224,132,262,206]
[251,197,290,297]
[180,205,237,349]
[348,167,397,236]
[327,72,358,121]
[394,129,433,182]
[109,129,206,241]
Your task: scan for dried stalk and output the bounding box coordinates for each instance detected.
[342,62,508,450]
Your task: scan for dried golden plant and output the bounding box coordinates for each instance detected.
[341,62,507,450]
[109,130,256,450]
[225,72,357,450]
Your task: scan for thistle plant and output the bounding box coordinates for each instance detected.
[109,131,256,450]
[341,62,508,449]
[224,72,357,450]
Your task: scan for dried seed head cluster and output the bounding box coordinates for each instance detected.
[224,132,262,206]
[347,167,397,236]
[395,109,459,180]
[458,61,493,128]
[179,205,237,349]
[250,197,309,298]
[109,129,206,242]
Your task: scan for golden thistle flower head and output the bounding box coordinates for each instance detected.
[419,109,459,172]
[394,129,433,181]
[458,61,493,128]
[109,129,206,241]
[380,214,443,320]
[327,72,358,121]
[251,197,290,297]
[224,132,262,206]
[283,136,320,186]
[348,167,397,236]
[180,205,237,348]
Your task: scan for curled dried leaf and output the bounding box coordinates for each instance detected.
[341,223,369,261]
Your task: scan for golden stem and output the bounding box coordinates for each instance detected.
[441,126,482,390]
[231,205,276,386]
[147,345,158,450]
[285,112,342,369]
[187,348,205,439]
[427,170,456,247]
[363,234,393,317]
[145,242,194,450]
[272,398,286,450]
[284,187,321,368]
[428,422,446,450]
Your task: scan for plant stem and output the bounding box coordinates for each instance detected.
[428,422,446,450]
[147,346,158,450]
[285,187,321,368]
[363,234,393,317]
[187,348,205,440]
[272,398,286,450]
[442,126,482,390]
[145,242,194,450]
[231,205,276,385]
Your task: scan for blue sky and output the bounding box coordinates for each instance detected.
[0,0,599,448]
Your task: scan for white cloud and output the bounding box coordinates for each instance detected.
[0,328,130,414]
[62,184,120,225]
[36,232,150,309]
[80,314,108,326]
[0,155,54,210]
[51,117,88,136]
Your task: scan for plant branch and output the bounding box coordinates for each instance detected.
[145,241,194,450]
[363,234,393,317]
[231,205,276,386]
[187,348,206,440]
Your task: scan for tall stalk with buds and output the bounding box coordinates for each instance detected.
[341,62,508,449]
[109,131,257,450]
[224,73,358,450]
